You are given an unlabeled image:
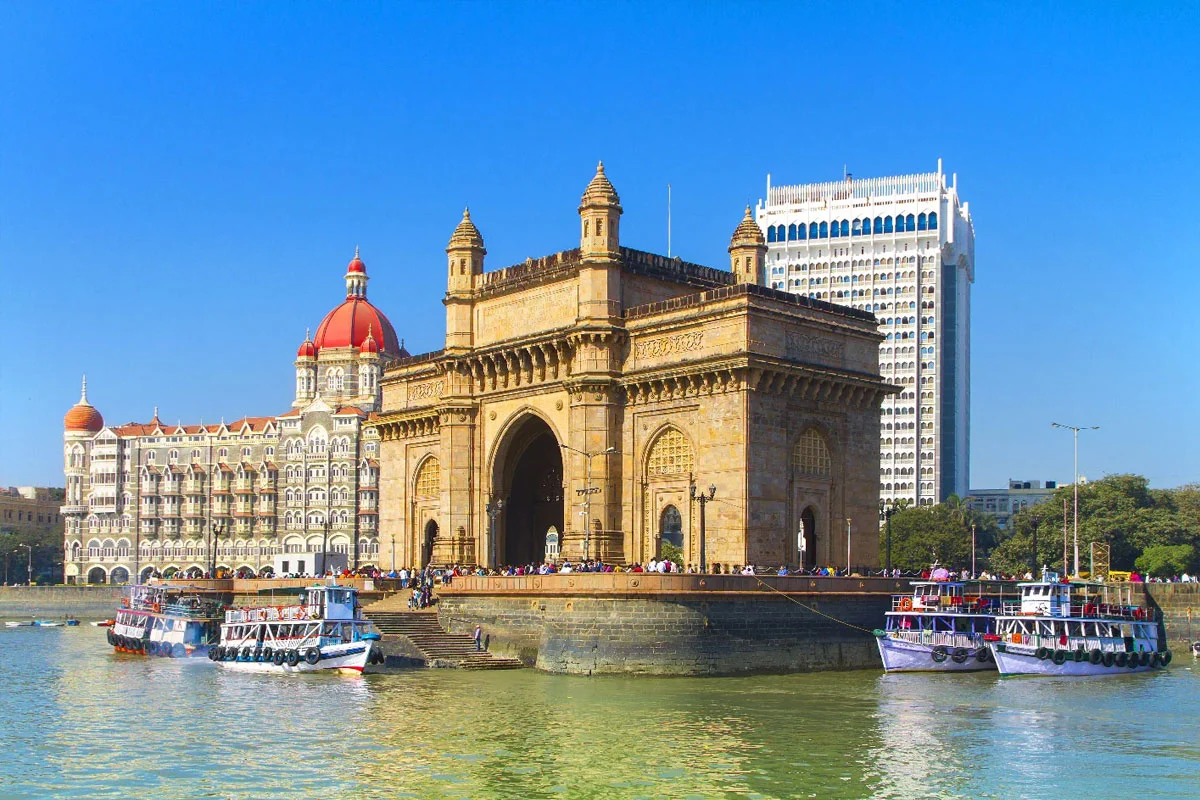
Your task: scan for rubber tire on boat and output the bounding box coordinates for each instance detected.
[1161,650,1172,666]
[1150,652,1161,668]
[1115,652,1129,668]
[1102,652,1115,668]
[286,649,300,667]
[261,646,273,662]
[208,646,220,661]
[1129,653,1142,669]
[1073,649,1086,663]
[975,648,990,663]
[1089,649,1103,665]
[253,647,264,662]
[304,647,320,666]
[1052,650,1067,665]
[951,647,968,664]
[931,645,948,663]
[1139,652,1151,667]
[172,643,186,659]
[241,646,254,661]
[273,650,286,666]
[1035,647,1051,661]
[106,630,115,646]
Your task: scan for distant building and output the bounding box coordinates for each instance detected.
[755,161,974,506]
[0,486,64,534]
[61,251,406,584]
[967,479,1058,530]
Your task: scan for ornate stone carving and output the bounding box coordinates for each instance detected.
[634,331,704,360]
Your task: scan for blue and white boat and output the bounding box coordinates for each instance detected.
[987,571,1170,676]
[875,576,997,672]
[213,583,382,674]
[107,584,224,658]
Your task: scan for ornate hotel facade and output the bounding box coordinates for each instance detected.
[371,164,894,571]
[61,252,406,584]
[755,162,974,506]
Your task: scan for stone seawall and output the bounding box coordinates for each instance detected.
[1143,583,1200,647]
[437,573,897,675]
[0,586,122,618]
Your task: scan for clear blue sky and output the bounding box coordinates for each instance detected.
[1,2,1196,490]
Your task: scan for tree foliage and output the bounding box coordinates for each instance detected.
[878,496,999,572]
[988,475,1200,577]
[1135,545,1196,578]
[0,525,64,584]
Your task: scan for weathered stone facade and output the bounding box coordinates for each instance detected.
[371,164,894,571]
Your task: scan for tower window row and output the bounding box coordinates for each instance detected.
[765,212,938,242]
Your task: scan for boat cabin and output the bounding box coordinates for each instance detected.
[1016,577,1073,617]
[895,581,973,612]
[303,584,360,621]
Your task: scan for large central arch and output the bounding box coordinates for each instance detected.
[491,414,564,566]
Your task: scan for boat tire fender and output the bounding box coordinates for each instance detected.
[931,645,948,663]
[1115,652,1128,668]
[262,646,273,662]
[1129,652,1142,669]
[1089,649,1103,665]
[208,646,219,661]
[304,647,320,666]
[1073,648,1086,663]
[951,647,968,664]
[172,643,186,659]
[975,648,989,663]
[1035,647,1050,661]
[286,649,300,667]
[1102,652,1115,668]
[1161,650,1172,666]
[273,650,286,666]
[241,646,253,661]
[1052,650,1067,665]
[106,630,116,646]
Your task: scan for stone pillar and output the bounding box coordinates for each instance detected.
[565,379,624,563]
[432,404,477,566]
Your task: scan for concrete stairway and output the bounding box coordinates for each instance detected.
[366,610,523,670]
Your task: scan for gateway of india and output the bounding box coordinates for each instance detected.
[372,164,894,571]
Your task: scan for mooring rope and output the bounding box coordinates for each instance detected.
[752,577,878,635]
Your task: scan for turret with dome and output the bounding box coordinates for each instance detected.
[293,248,408,411]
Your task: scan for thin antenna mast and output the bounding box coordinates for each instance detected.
[667,183,672,258]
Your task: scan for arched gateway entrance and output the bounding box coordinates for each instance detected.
[492,415,564,567]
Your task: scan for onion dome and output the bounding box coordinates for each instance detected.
[359,325,380,355]
[346,246,366,274]
[579,161,622,209]
[314,250,403,354]
[447,208,486,252]
[296,329,316,359]
[729,206,766,248]
[64,376,104,433]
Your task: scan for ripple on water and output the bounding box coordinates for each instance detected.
[2,628,1200,799]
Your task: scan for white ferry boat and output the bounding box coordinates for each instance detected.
[987,571,1171,676]
[213,583,383,674]
[875,577,998,672]
[107,584,224,658]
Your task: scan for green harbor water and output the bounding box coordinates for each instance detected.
[3,625,1199,799]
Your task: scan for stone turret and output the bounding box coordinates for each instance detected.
[578,161,622,260]
[729,206,766,285]
[445,208,486,353]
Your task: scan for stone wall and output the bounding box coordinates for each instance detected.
[437,573,896,675]
[1142,583,1200,648]
[0,586,121,618]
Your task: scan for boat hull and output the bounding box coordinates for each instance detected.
[990,645,1165,676]
[214,641,374,675]
[877,635,995,673]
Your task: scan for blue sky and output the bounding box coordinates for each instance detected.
[1,2,1196,490]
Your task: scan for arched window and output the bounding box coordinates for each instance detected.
[793,429,832,478]
[883,216,893,233]
[852,218,862,236]
[928,212,938,230]
[873,216,883,234]
[917,212,927,231]
[414,457,440,498]
[767,226,777,243]
[659,505,683,549]
[840,220,850,237]
[797,223,806,240]
[905,214,915,231]
[808,222,818,239]
[646,428,694,476]
[818,221,828,239]
[787,223,797,241]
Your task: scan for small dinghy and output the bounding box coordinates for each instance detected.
[91,620,115,628]
[34,621,64,627]
[5,621,33,628]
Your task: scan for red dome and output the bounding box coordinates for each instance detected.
[314,298,402,354]
[346,255,366,274]
[359,328,380,354]
[65,402,104,432]
[297,338,316,358]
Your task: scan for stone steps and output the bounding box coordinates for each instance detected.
[366,610,523,670]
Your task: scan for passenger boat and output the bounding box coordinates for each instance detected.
[987,571,1171,676]
[874,575,998,672]
[107,584,224,658]
[212,583,383,674]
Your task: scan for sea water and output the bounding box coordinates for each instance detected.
[1,626,1197,799]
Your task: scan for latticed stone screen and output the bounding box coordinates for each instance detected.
[647,429,693,477]
[793,429,831,478]
[414,458,440,498]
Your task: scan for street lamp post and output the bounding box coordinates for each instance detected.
[208,523,223,578]
[1052,422,1099,576]
[688,481,716,573]
[846,519,852,575]
[18,543,32,586]
[878,500,898,574]
[971,523,977,578]
[486,494,504,569]
[560,444,616,563]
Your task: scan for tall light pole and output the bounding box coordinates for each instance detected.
[879,500,898,574]
[18,543,32,585]
[689,481,716,573]
[1052,422,1099,576]
[846,519,852,575]
[971,523,977,578]
[560,444,616,563]
[486,493,504,569]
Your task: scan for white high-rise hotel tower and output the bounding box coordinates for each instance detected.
[755,161,974,506]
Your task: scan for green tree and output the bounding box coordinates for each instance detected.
[879,501,998,572]
[1135,544,1196,578]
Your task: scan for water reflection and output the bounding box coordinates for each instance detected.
[2,627,1200,800]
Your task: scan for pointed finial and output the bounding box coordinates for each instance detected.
[597,160,605,172]
[354,245,360,259]
[80,375,88,402]
[153,406,159,420]
[305,327,311,341]
[463,206,470,219]
[367,323,374,337]
[401,338,405,348]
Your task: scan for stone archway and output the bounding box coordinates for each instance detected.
[109,566,130,585]
[800,506,817,569]
[492,415,564,567]
[422,520,439,567]
[86,566,107,584]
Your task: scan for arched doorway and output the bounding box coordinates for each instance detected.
[139,566,156,583]
[493,415,563,566]
[86,566,107,585]
[422,520,438,567]
[800,506,817,569]
[109,567,130,585]
[544,527,560,562]
[659,505,683,560]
